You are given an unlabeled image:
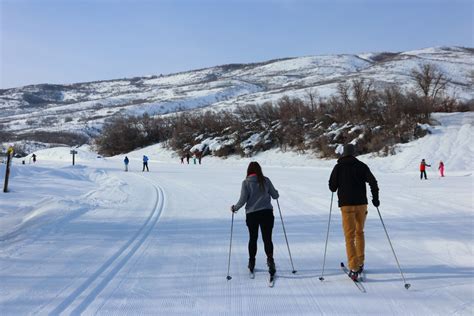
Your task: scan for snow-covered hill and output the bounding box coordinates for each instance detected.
[1,46,473,147]
[0,111,472,315]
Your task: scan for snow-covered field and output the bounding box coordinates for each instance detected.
[0,113,473,315]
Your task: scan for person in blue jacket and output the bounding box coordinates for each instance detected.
[124,156,129,171]
[142,155,149,172]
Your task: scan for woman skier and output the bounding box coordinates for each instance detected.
[231,161,279,278]
[438,161,445,177]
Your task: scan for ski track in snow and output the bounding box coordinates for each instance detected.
[49,175,165,315]
[0,112,473,315]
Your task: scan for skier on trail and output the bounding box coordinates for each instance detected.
[438,161,445,177]
[124,156,129,172]
[180,156,184,164]
[329,144,379,281]
[32,153,37,163]
[231,161,279,278]
[142,155,149,172]
[420,159,431,180]
[196,151,202,164]
[186,153,190,164]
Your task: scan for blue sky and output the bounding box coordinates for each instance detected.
[1,0,472,88]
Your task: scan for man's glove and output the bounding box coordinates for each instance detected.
[230,205,237,213]
[372,199,380,207]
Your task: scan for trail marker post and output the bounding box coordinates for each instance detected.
[70,150,78,166]
[3,146,14,193]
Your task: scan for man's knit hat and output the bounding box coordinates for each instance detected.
[343,143,356,157]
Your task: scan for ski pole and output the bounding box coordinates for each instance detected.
[376,206,411,289]
[276,199,297,274]
[319,192,334,281]
[226,211,235,281]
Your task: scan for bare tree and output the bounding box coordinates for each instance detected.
[305,88,318,112]
[351,79,374,115]
[411,64,448,99]
[337,82,351,107]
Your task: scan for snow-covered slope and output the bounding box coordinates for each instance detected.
[0,111,472,315]
[1,46,472,145]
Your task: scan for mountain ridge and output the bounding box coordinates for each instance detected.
[1,46,472,149]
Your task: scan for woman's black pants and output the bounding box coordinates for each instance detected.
[246,209,274,259]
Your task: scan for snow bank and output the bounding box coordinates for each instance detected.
[0,164,96,243]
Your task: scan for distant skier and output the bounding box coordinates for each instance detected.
[231,161,279,277]
[438,161,445,177]
[420,159,431,180]
[142,155,149,172]
[186,153,190,164]
[193,153,197,165]
[197,151,202,165]
[329,144,379,281]
[180,156,184,164]
[32,153,37,163]
[124,156,129,172]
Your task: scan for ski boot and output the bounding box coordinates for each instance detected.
[248,258,256,273]
[348,270,359,281]
[267,257,276,276]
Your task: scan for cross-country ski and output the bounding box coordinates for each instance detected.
[341,262,366,293]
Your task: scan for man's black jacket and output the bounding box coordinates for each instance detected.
[329,155,379,207]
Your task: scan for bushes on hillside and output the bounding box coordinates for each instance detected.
[16,131,89,146]
[95,65,472,158]
[95,114,172,156]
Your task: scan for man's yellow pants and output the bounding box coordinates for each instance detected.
[341,205,367,271]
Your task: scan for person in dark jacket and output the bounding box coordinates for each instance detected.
[186,153,190,164]
[329,144,379,281]
[124,156,129,171]
[32,153,37,163]
[196,151,202,164]
[231,161,279,276]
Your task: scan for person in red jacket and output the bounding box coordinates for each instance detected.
[438,161,445,177]
[420,159,431,180]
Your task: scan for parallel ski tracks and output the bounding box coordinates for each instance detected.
[50,176,165,315]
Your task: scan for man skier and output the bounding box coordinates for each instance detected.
[329,144,379,281]
[142,155,149,172]
[420,159,431,180]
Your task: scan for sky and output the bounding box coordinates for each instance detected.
[0,0,472,89]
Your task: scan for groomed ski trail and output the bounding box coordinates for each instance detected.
[49,174,166,315]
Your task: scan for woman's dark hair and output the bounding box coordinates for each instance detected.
[247,161,265,191]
